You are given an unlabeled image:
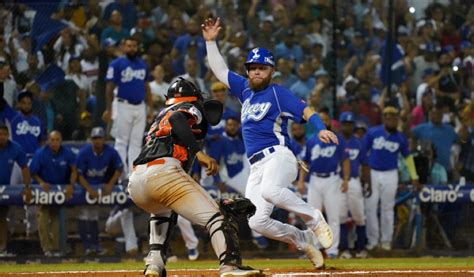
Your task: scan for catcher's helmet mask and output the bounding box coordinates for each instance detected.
[165,77,223,126]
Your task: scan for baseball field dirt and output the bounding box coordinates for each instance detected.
[1,258,474,276]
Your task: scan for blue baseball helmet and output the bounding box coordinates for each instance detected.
[339,112,355,123]
[244,47,275,68]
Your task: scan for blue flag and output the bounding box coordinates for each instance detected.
[380,41,406,86]
[30,12,67,53]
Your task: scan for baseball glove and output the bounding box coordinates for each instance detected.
[219,197,256,220]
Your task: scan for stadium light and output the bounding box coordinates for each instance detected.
[409,7,416,14]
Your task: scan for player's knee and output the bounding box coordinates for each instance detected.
[248,214,268,234]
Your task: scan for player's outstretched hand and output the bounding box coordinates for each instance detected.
[196,151,219,176]
[201,17,221,42]
[318,130,338,144]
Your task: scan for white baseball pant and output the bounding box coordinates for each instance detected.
[365,169,398,247]
[307,174,342,255]
[340,178,365,225]
[105,208,138,252]
[177,216,199,250]
[113,101,146,178]
[245,146,322,251]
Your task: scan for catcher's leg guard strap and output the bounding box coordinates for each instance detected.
[205,211,242,266]
[147,212,177,265]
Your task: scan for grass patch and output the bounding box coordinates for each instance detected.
[0,258,473,273]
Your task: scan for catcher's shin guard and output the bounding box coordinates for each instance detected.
[206,198,256,267]
[144,212,177,276]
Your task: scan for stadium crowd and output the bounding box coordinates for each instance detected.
[0,0,473,259]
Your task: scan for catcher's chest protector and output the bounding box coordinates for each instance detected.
[133,102,207,167]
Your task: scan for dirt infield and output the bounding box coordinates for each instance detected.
[2,269,474,277]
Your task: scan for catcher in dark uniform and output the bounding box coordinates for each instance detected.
[128,78,260,277]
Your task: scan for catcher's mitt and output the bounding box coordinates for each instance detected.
[219,197,256,220]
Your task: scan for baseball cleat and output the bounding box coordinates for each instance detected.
[313,209,333,249]
[303,230,324,269]
[340,250,352,259]
[355,249,368,258]
[144,264,162,276]
[187,248,199,261]
[220,264,262,277]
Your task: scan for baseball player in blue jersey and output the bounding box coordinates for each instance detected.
[338,112,370,259]
[9,91,45,157]
[203,18,337,268]
[103,36,153,179]
[76,127,123,255]
[0,124,31,257]
[207,117,248,195]
[298,110,350,258]
[364,107,419,251]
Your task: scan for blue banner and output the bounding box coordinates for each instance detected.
[418,183,474,203]
[2,183,473,205]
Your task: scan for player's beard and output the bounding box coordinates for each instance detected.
[249,75,272,92]
[293,133,304,141]
[385,126,398,134]
[126,52,138,60]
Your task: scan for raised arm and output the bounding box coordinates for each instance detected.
[202,18,230,86]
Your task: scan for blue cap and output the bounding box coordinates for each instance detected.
[91,127,105,138]
[339,112,355,123]
[245,47,275,68]
[102,37,118,48]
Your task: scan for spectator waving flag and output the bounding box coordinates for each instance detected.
[379,41,406,86]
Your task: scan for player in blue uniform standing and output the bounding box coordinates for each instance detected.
[0,125,31,257]
[9,91,45,157]
[103,36,153,180]
[76,127,123,255]
[364,107,419,251]
[338,112,370,259]
[29,131,77,257]
[203,18,337,268]
[3,90,44,237]
[298,110,350,258]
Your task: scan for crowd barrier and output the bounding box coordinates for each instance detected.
[0,183,472,206]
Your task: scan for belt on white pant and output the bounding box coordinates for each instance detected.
[249,146,275,165]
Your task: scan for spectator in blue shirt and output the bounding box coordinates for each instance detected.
[29,131,77,257]
[171,18,206,76]
[274,30,304,64]
[0,125,31,257]
[76,127,123,255]
[290,62,316,100]
[411,105,459,175]
[103,0,137,30]
[100,10,129,46]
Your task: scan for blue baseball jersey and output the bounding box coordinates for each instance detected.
[10,113,45,156]
[0,141,28,184]
[76,144,123,185]
[364,125,409,171]
[29,145,76,185]
[106,56,149,104]
[227,71,306,157]
[289,139,306,160]
[344,136,368,177]
[207,134,246,180]
[304,133,348,174]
